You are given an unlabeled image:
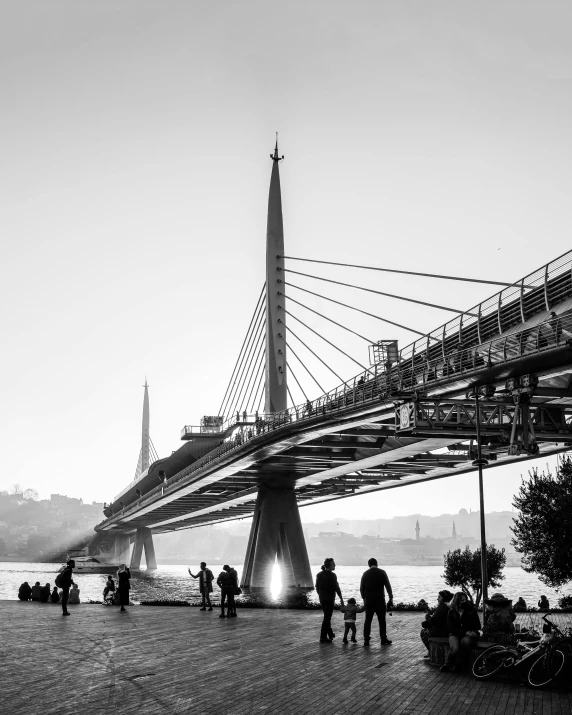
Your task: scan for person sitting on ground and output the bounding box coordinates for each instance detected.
[340,597,365,643]
[31,581,41,601]
[50,586,60,604]
[538,595,550,611]
[420,589,453,657]
[103,575,116,604]
[67,583,80,605]
[482,593,516,641]
[39,583,51,603]
[514,596,527,612]
[18,582,32,601]
[440,592,481,673]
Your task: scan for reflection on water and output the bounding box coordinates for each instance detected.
[0,562,563,606]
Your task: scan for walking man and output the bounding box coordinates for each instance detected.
[360,557,394,646]
[225,565,239,617]
[188,562,214,611]
[60,559,75,616]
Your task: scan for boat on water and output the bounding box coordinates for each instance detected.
[58,549,117,574]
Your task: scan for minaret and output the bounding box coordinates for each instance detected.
[452,521,457,539]
[415,520,420,541]
[265,136,287,414]
[141,378,150,472]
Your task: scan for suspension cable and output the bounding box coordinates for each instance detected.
[287,360,309,401]
[286,384,295,408]
[219,288,265,416]
[218,285,265,415]
[233,331,266,416]
[252,366,266,413]
[223,307,265,419]
[285,340,325,393]
[284,269,477,316]
[245,345,265,414]
[285,281,438,340]
[281,256,517,287]
[285,324,344,383]
[227,320,265,419]
[282,293,374,343]
[285,309,368,371]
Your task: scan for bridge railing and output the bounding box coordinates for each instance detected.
[110,312,572,521]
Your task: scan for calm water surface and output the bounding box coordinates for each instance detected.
[0,562,564,606]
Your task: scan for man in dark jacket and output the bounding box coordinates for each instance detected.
[217,565,235,618]
[420,589,453,656]
[360,558,394,646]
[60,560,75,616]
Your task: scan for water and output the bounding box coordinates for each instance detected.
[0,562,565,606]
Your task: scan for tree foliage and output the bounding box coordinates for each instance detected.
[443,544,506,607]
[511,456,572,590]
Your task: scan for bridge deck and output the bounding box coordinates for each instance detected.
[3,601,570,714]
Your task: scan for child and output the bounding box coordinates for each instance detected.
[103,575,116,604]
[340,597,365,643]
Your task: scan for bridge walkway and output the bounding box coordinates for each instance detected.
[2,601,570,714]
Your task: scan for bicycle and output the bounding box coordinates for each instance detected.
[472,613,568,689]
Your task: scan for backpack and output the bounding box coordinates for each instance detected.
[55,572,64,588]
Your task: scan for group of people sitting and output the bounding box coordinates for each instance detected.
[18,580,80,604]
[420,589,534,673]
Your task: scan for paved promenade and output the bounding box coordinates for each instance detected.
[2,601,570,715]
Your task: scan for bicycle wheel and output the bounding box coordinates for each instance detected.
[550,638,572,681]
[527,649,565,689]
[472,645,509,680]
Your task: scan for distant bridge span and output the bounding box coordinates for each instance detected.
[94,142,572,589]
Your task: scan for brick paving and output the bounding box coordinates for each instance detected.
[1,601,570,715]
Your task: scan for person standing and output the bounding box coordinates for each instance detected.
[225,565,239,617]
[360,558,394,646]
[188,562,214,611]
[117,564,131,612]
[59,560,75,616]
[315,558,344,643]
[217,565,235,618]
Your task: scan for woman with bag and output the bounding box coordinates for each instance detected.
[188,562,214,611]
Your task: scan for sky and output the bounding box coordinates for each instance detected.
[1,1,572,521]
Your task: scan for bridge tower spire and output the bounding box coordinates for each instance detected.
[241,138,313,593]
[265,135,287,413]
[141,377,150,472]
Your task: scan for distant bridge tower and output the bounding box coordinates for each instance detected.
[115,379,158,570]
[241,139,313,592]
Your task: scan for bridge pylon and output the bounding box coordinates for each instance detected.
[241,139,313,591]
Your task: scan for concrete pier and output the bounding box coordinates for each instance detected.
[130,527,157,570]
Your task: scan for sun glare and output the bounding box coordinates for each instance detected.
[269,560,282,599]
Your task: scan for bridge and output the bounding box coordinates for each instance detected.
[94,139,572,591]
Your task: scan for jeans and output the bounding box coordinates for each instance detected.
[447,635,477,666]
[61,586,70,613]
[320,598,335,640]
[363,599,386,642]
[343,623,357,641]
[221,588,235,614]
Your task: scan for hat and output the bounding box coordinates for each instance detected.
[484,593,512,607]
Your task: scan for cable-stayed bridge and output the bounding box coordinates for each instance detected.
[94,141,572,590]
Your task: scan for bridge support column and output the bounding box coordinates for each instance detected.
[241,482,313,591]
[130,527,157,570]
[112,533,131,565]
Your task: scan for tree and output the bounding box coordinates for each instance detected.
[23,489,39,501]
[10,484,23,497]
[443,544,506,608]
[511,456,572,590]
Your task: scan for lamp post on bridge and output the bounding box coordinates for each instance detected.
[471,387,490,615]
